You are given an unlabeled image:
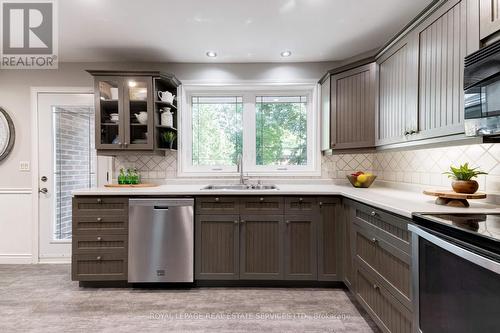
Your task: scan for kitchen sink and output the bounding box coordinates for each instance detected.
[201,184,279,191]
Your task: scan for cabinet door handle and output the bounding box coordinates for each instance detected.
[96,256,102,261]
[286,220,290,224]
[234,220,239,224]
[371,237,378,244]
[240,220,246,224]
[259,197,264,202]
[97,236,102,241]
[299,197,303,202]
[404,131,410,136]
[124,142,128,148]
[215,197,220,202]
[319,202,323,207]
[96,217,102,222]
[372,284,380,291]
[97,198,102,204]
[370,211,377,217]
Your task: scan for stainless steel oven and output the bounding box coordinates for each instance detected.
[409,215,500,333]
[464,39,500,139]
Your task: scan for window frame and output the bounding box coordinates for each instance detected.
[178,84,320,177]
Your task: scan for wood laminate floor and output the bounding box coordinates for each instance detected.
[0,265,379,333]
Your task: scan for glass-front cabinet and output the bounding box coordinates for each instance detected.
[124,77,153,149]
[88,71,180,153]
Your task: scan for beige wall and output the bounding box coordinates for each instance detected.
[0,61,339,188]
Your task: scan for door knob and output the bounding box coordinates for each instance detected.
[41,176,48,182]
[39,188,48,194]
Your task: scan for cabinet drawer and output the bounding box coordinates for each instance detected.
[354,225,411,308]
[285,196,318,214]
[73,197,128,216]
[240,196,284,215]
[196,196,239,215]
[355,265,412,333]
[73,234,128,254]
[72,252,127,281]
[73,214,128,235]
[351,201,411,254]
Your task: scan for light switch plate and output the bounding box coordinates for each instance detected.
[19,161,30,171]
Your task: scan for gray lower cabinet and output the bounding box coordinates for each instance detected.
[317,197,341,281]
[195,196,339,282]
[195,214,240,280]
[339,201,354,289]
[72,196,129,282]
[345,199,413,333]
[240,215,284,280]
[284,215,317,280]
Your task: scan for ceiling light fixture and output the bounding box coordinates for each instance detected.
[280,50,292,57]
[128,81,137,87]
[206,51,217,58]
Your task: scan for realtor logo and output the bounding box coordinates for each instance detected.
[1,0,58,69]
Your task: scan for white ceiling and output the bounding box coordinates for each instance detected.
[60,0,433,63]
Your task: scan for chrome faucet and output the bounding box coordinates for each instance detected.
[237,154,248,185]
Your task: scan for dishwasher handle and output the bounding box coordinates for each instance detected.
[154,206,170,210]
[129,198,194,208]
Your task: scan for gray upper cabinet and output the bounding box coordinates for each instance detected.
[331,63,376,150]
[375,35,418,146]
[480,0,500,42]
[409,0,467,140]
[320,75,332,151]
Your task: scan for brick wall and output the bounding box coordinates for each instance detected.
[54,108,96,240]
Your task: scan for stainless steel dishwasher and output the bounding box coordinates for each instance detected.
[128,198,194,283]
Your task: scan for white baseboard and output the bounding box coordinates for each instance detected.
[0,254,33,264]
[38,257,71,264]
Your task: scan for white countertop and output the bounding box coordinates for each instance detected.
[72,182,500,219]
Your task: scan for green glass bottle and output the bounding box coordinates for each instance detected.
[131,168,140,184]
[125,168,132,184]
[118,168,126,185]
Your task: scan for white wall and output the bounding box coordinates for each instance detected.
[0,60,338,263]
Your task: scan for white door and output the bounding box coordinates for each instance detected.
[37,93,111,262]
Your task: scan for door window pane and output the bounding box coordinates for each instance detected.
[256,96,307,166]
[191,96,243,166]
[53,106,96,240]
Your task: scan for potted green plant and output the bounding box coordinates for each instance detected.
[162,131,176,149]
[443,163,487,194]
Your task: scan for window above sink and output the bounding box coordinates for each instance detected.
[179,84,320,177]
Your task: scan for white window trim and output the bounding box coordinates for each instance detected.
[178,83,321,177]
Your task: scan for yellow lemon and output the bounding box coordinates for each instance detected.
[357,174,369,183]
[354,181,361,187]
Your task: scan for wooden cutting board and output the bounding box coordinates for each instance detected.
[423,189,486,207]
[104,183,159,188]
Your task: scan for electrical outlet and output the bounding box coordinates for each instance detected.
[19,161,30,171]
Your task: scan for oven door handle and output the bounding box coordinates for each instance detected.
[408,224,500,274]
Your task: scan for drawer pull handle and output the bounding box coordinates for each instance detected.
[373,284,380,291]
[370,211,377,217]
[97,198,102,204]
[96,217,102,222]
[371,238,378,244]
[97,237,102,241]
[259,197,264,202]
[96,256,102,261]
[319,202,323,207]
[215,197,220,202]
[234,220,239,224]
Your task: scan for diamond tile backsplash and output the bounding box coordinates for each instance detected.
[114,143,500,193]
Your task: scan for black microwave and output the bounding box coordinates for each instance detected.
[464,40,500,138]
